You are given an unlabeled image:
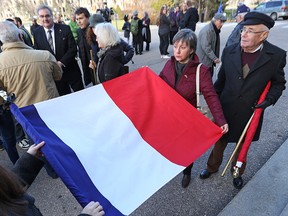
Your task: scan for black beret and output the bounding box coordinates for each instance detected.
[242,12,275,29]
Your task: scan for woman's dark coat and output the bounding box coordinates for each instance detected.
[97,44,125,83]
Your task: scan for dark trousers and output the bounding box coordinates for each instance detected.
[0,110,19,164]
[183,163,194,175]
[144,42,150,51]
[206,137,246,176]
[170,30,178,45]
[56,77,84,96]
[159,33,169,55]
[132,34,143,54]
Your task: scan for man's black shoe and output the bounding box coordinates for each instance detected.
[199,169,211,179]
[233,176,243,189]
[181,174,191,188]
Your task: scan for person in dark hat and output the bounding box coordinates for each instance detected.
[200,11,286,189]
[196,13,227,77]
[226,4,250,47]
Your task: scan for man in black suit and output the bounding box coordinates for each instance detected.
[34,4,84,96]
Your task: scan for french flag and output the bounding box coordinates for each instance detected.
[11,67,222,215]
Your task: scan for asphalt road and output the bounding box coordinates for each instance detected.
[1,20,288,216]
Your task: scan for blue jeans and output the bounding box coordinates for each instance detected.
[0,109,19,164]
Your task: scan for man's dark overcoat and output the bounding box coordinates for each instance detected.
[215,41,286,142]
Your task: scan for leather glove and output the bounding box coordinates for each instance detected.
[255,99,272,110]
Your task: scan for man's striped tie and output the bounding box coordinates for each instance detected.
[47,29,54,53]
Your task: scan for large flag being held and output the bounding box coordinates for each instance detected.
[11,67,223,215]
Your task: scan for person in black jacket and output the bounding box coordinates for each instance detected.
[30,18,40,38]
[122,14,131,44]
[178,2,188,30]
[142,12,151,51]
[88,14,134,77]
[182,0,199,31]
[89,22,125,83]
[157,5,170,59]
[0,141,105,216]
[75,7,94,86]
[169,6,179,45]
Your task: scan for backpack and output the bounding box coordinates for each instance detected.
[130,19,138,35]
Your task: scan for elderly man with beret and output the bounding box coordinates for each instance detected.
[200,12,286,189]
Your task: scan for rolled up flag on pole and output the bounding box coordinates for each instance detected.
[235,81,271,169]
[11,66,223,216]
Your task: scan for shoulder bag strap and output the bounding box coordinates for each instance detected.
[196,63,203,110]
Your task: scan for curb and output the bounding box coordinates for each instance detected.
[218,138,288,216]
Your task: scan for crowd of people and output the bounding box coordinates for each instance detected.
[0,1,287,215]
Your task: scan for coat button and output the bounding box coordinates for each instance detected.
[239,77,242,79]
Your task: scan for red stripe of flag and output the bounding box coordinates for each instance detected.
[103,67,223,167]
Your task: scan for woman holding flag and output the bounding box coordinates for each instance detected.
[159,29,228,188]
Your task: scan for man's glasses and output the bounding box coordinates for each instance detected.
[241,27,267,35]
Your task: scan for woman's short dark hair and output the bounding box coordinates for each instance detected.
[172,29,197,50]
[123,14,129,22]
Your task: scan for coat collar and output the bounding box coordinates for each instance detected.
[226,41,273,76]
[249,41,272,73]
[2,41,32,51]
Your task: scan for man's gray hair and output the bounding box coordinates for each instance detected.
[36,4,53,16]
[93,22,120,47]
[0,21,21,43]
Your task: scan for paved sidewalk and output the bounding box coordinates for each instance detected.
[218,138,288,216]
